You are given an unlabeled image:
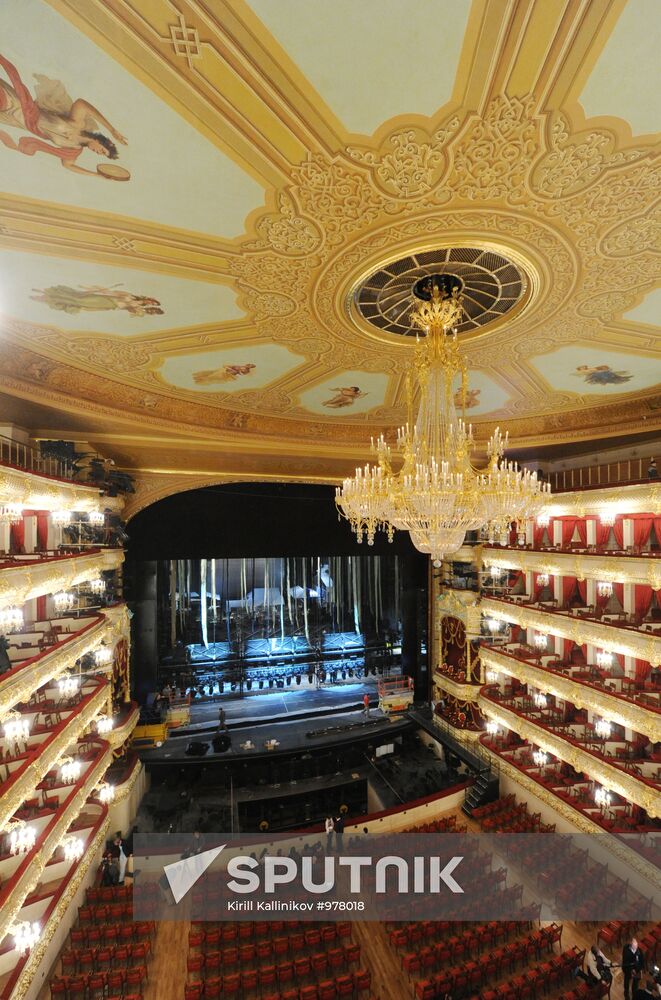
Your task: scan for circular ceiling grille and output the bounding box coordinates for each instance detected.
[354,247,526,336]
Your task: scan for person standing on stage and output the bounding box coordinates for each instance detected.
[623,938,646,1000]
[363,693,370,717]
[334,814,344,850]
[325,816,334,851]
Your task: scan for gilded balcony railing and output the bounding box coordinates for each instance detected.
[0,548,124,609]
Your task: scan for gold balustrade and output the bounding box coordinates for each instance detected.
[0,465,124,514]
[0,681,110,831]
[541,483,661,518]
[481,647,661,743]
[0,604,130,718]
[478,694,661,818]
[0,549,124,609]
[0,742,112,946]
[481,597,661,666]
[483,546,661,589]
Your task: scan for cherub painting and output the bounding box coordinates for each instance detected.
[322,386,368,409]
[573,364,633,386]
[0,53,128,178]
[454,387,481,409]
[31,285,163,316]
[193,363,256,385]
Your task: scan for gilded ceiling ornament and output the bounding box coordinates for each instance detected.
[533,112,653,200]
[577,289,639,319]
[291,153,388,246]
[243,190,322,255]
[601,211,661,257]
[346,119,459,199]
[449,95,539,202]
[237,286,297,318]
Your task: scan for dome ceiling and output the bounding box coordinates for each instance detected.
[0,0,658,513]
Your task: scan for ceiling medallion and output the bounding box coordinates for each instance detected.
[336,276,549,564]
[354,246,527,338]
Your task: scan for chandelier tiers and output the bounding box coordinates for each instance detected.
[336,273,550,564]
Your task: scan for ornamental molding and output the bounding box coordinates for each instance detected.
[481,597,661,666]
[5,813,110,1000]
[485,747,661,894]
[0,549,124,610]
[0,682,110,832]
[433,671,481,703]
[0,744,111,946]
[543,483,661,517]
[108,705,141,751]
[431,715,481,743]
[479,696,661,818]
[483,547,661,589]
[435,587,483,636]
[481,647,660,743]
[0,466,123,515]
[0,604,130,718]
[112,756,143,801]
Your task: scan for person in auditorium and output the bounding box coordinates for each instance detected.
[363,692,370,716]
[325,815,334,850]
[334,813,345,849]
[623,938,646,1000]
[586,944,613,985]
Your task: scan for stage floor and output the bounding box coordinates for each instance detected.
[181,678,378,731]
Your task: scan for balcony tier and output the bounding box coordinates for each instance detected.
[0,604,129,717]
[481,596,661,666]
[0,738,111,946]
[478,690,661,818]
[483,546,661,588]
[481,645,660,743]
[543,482,661,518]
[0,678,110,831]
[0,465,123,514]
[0,548,123,609]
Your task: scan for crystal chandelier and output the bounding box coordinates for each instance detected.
[96,714,113,735]
[597,581,613,598]
[95,643,112,666]
[537,573,550,587]
[52,510,72,527]
[595,787,611,808]
[0,605,24,631]
[98,782,115,804]
[53,591,75,612]
[336,275,549,563]
[7,820,36,856]
[58,674,79,698]
[87,577,106,595]
[532,749,548,768]
[533,691,548,709]
[596,650,613,669]
[595,718,612,739]
[533,633,548,650]
[87,511,105,527]
[11,921,40,957]
[62,836,84,862]
[3,711,30,742]
[60,757,81,784]
[0,504,23,525]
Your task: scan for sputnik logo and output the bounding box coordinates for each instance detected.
[163,845,225,903]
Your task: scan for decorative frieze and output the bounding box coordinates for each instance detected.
[0,549,124,609]
[0,466,123,514]
[483,547,661,589]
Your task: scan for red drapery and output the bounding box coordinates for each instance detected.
[596,586,611,610]
[36,511,49,551]
[562,575,577,607]
[612,516,624,550]
[561,517,577,546]
[509,570,525,594]
[633,516,653,548]
[635,658,651,683]
[10,516,25,552]
[654,517,661,547]
[612,582,624,609]
[575,519,587,546]
[634,585,654,620]
[576,578,587,605]
[509,524,518,545]
[36,595,47,620]
[593,518,611,549]
[533,522,546,548]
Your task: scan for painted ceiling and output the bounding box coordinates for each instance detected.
[0,0,659,513]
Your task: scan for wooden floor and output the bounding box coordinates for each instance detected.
[38,804,639,1000]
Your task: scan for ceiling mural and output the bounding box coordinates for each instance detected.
[0,0,658,498]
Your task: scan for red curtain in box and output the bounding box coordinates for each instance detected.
[634,585,654,620]
[612,516,624,550]
[593,518,611,549]
[612,582,624,609]
[654,517,661,546]
[560,517,577,546]
[575,519,587,546]
[533,523,546,548]
[562,575,577,607]
[36,511,49,551]
[632,515,653,548]
[576,578,587,605]
[10,516,25,552]
[36,595,47,620]
[635,658,651,683]
[563,638,574,661]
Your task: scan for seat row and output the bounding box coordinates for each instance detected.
[189,921,352,951]
[184,969,373,1000]
[188,943,360,980]
[60,943,151,975]
[69,920,154,949]
[401,925,562,980]
[49,967,145,1000]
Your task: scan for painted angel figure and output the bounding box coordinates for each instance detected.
[0,53,127,176]
[31,284,163,316]
[193,363,256,385]
[322,386,368,409]
[574,365,633,386]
